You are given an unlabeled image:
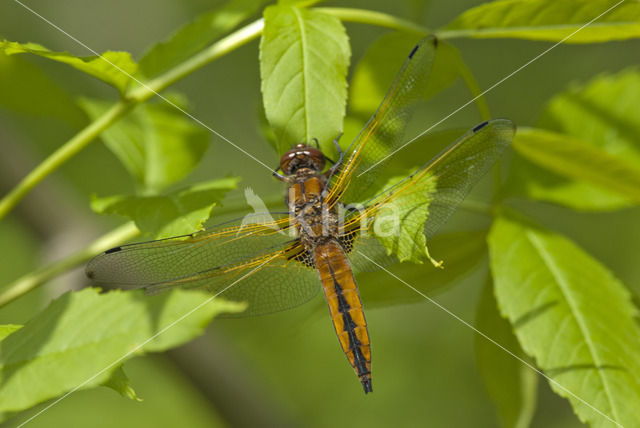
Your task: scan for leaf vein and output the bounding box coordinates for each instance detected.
[526,230,619,421]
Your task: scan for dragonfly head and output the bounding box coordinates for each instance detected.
[280,143,326,175]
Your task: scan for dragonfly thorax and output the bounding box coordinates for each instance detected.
[286,170,339,240]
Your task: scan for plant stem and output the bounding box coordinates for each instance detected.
[317,7,430,35]
[129,19,264,103]
[454,52,491,121]
[437,29,503,41]
[0,102,131,220]
[0,222,139,308]
[0,19,265,222]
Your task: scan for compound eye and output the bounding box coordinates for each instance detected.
[307,148,326,171]
[279,151,295,174]
[279,144,325,174]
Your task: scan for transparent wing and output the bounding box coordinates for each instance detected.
[419,119,515,239]
[86,213,322,316]
[341,119,515,268]
[346,233,397,274]
[328,36,438,205]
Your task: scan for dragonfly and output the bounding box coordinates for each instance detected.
[86,36,515,394]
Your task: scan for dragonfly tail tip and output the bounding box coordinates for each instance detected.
[361,375,373,394]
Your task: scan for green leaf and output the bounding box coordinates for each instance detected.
[280,0,326,6]
[0,287,245,415]
[542,68,640,165]
[0,40,137,94]
[0,325,21,342]
[78,98,210,194]
[260,4,350,154]
[373,172,437,264]
[103,366,142,402]
[489,212,640,427]
[0,53,84,125]
[475,280,537,428]
[91,177,239,239]
[441,0,640,43]
[139,0,266,78]
[506,155,631,211]
[512,128,640,204]
[509,68,640,211]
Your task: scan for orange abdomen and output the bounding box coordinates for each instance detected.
[314,240,372,393]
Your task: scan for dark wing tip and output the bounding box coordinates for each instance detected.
[408,44,420,59]
[473,118,517,139]
[85,246,122,281]
[473,120,489,132]
[408,36,438,59]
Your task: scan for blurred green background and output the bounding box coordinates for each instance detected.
[1,0,639,426]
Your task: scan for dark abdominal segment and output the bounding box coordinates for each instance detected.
[314,240,373,393]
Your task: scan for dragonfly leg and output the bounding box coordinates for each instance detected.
[272,164,287,181]
[324,133,344,178]
[321,134,345,203]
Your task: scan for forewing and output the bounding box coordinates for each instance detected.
[421,119,515,238]
[329,36,438,205]
[341,119,515,267]
[86,214,322,316]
